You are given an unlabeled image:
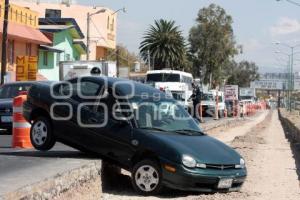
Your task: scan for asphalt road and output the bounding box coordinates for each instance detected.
[0,131,98,196]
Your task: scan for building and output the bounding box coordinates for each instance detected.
[38,17,86,80]
[0,0,51,82]
[11,0,117,60]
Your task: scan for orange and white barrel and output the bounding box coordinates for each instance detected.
[12,95,32,148]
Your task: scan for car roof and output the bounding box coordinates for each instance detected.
[71,76,166,97]
[1,81,38,86]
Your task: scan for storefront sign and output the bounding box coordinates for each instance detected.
[16,56,37,81]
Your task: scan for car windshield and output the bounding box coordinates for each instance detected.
[0,84,31,99]
[128,96,203,135]
[147,73,180,82]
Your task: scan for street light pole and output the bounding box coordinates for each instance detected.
[86,13,90,61]
[86,9,106,61]
[276,0,300,7]
[274,42,300,111]
[1,0,9,84]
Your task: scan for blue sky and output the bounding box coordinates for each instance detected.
[77,0,300,73]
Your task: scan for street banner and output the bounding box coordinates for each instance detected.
[225,85,239,100]
[240,88,256,97]
[16,56,38,81]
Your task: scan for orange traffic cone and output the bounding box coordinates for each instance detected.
[12,95,33,148]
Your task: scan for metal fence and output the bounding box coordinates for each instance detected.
[291,91,300,113]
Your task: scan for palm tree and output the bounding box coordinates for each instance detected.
[139,19,186,70]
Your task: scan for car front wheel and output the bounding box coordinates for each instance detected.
[132,159,163,195]
[30,116,56,151]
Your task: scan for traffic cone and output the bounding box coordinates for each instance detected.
[12,95,32,148]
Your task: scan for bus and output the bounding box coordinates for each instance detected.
[145,70,193,109]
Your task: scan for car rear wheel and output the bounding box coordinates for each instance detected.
[30,116,56,151]
[132,159,163,195]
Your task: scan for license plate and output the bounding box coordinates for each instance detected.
[217,178,233,189]
[1,116,12,123]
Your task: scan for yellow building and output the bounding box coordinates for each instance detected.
[11,0,117,60]
[0,0,50,82]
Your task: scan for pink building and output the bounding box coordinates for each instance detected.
[11,0,117,60]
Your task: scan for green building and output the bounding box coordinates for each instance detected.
[38,18,86,80]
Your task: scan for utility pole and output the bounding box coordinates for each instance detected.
[289,47,294,111]
[86,12,90,61]
[116,47,120,77]
[1,0,9,84]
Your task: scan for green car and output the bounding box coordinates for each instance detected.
[129,94,246,195]
[24,77,246,196]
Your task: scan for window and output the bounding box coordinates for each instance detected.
[107,16,110,29]
[26,43,32,56]
[111,18,114,31]
[63,80,101,101]
[8,40,14,65]
[43,52,48,66]
[0,84,32,99]
[78,81,101,97]
[56,53,60,66]
[65,53,70,61]
[146,73,180,82]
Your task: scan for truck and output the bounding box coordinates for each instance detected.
[59,61,117,81]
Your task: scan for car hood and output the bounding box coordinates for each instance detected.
[151,132,241,165]
[0,98,13,108]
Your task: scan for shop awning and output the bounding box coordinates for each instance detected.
[39,45,64,53]
[0,21,51,44]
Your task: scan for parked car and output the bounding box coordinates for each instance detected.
[23,77,247,195]
[0,81,35,134]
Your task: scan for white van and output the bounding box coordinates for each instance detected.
[145,70,193,109]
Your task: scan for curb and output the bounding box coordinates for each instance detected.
[202,114,256,132]
[1,161,102,200]
[278,109,300,143]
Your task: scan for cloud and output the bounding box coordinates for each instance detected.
[243,39,263,52]
[270,17,300,36]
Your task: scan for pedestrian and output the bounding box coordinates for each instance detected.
[190,82,202,120]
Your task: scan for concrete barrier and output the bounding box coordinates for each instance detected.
[279,109,300,143]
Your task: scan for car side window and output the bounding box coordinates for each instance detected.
[79,81,101,97]
[65,81,102,102]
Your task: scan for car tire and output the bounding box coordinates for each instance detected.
[30,116,56,151]
[131,159,163,196]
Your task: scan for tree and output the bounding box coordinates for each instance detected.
[226,60,260,87]
[139,19,186,70]
[107,44,139,71]
[189,4,241,88]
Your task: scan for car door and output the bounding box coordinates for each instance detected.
[82,89,136,166]
[52,78,103,147]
